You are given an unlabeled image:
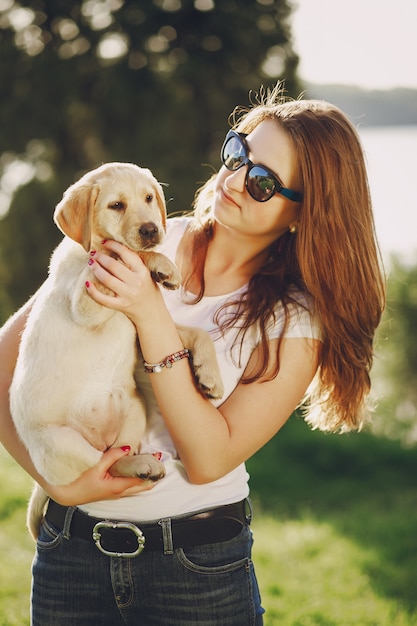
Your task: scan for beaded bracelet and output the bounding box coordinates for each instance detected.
[143,349,190,374]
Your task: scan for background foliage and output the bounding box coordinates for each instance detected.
[371,257,417,445]
[0,0,300,317]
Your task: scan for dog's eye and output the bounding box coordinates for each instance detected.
[145,194,153,203]
[109,201,125,211]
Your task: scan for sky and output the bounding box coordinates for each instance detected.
[289,0,417,260]
[290,0,417,89]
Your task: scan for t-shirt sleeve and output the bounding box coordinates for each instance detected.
[266,294,322,341]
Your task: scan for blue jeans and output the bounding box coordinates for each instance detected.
[31,506,265,625]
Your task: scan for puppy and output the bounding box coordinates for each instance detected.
[10,162,223,540]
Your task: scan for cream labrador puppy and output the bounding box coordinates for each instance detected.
[10,162,223,540]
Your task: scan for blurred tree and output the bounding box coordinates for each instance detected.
[372,257,417,445]
[0,0,301,321]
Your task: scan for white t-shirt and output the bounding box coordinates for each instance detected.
[80,217,321,522]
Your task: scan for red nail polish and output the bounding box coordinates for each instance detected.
[101,239,107,244]
[88,258,94,265]
[90,250,96,256]
[121,445,131,452]
[152,451,163,461]
[85,281,90,288]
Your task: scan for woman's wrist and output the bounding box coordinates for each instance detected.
[143,349,190,373]
[133,294,186,365]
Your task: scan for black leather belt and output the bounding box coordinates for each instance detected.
[45,499,248,558]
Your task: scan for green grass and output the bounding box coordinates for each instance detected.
[1,416,416,625]
[0,451,34,626]
[248,416,417,625]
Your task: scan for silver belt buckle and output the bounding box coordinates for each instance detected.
[93,521,145,558]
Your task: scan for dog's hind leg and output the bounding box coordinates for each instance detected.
[109,399,165,481]
[28,425,103,487]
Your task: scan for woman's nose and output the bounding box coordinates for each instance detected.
[224,165,246,193]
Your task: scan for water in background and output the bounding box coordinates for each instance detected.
[358,125,417,265]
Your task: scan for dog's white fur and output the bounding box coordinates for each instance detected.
[10,162,223,540]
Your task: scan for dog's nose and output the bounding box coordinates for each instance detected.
[139,222,159,242]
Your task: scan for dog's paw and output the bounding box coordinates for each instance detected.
[150,269,180,291]
[143,251,181,290]
[135,454,166,481]
[110,453,166,481]
[177,326,224,400]
[190,356,225,400]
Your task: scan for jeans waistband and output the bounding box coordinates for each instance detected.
[45,498,250,557]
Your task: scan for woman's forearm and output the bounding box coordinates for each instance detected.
[132,288,319,483]
[0,373,46,480]
[132,295,234,483]
[0,301,48,482]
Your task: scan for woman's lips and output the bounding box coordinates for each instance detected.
[221,187,240,207]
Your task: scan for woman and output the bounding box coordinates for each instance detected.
[0,86,385,625]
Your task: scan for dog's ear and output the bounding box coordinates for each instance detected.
[54,179,99,251]
[152,179,167,230]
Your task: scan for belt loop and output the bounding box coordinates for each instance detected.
[158,518,174,554]
[245,498,253,525]
[62,505,77,540]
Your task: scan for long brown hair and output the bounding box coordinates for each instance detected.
[183,86,386,432]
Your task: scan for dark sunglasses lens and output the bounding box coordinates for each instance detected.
[247,166,276,201]
[222,135,246,171]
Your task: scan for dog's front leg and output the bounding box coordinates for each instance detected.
[70,273,117,327]
[140,251,181,290]
[177,325,224,400]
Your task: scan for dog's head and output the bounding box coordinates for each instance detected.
[53,162,167,252]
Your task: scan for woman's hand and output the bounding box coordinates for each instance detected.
[86,241,161,324]
[45,447,158,507]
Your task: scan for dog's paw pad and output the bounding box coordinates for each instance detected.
[198,381,224,400]
[151,271,180,290]
[199,383,224,400]
[136,456,166,481]
[191,363,224,400]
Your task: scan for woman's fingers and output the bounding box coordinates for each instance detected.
[98,240,145,273]
[97,447,158,497]
[85,242,152,310]
[47,447,158,506]
[99,239,135,261]
[90,250,137,284]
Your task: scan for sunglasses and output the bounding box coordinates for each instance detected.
[220,130,303,203]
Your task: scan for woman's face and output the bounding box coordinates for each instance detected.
[213,119,301,244]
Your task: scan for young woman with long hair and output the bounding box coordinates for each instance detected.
[0,85,385,625]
